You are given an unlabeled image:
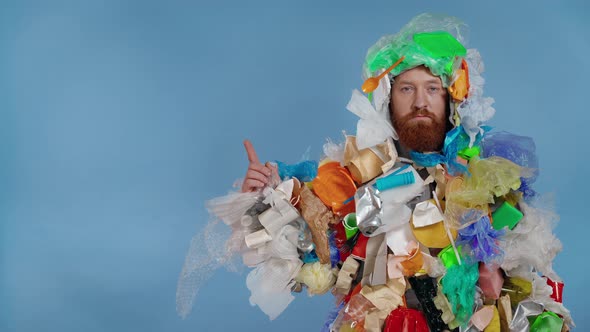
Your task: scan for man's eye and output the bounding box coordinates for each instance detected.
[428,86,441,93]
[400,86,413,92]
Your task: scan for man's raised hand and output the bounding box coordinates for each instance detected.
[241,140,278,192]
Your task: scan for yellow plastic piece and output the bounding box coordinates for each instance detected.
[411,214,458,249]
[501,277,532,307]
[449,59,470,102]
[484,305,501,332]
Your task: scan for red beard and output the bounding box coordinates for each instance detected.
[393,110,446,152]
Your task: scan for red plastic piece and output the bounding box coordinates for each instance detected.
[545,277,564,303]
[351,233,369,260]
[383,308,429,332]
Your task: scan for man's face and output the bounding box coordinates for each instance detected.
[390,66,448,152]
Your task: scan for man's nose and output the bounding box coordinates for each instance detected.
[412,89,427,110]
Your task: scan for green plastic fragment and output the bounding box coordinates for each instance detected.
[492,202,523,230]
[438,244,462,268]
[413,31,467,59]
[458,146,481,160]
[343,213,358,240]
[530,311,563,332]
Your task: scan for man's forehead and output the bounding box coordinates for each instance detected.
[393,66,443,85]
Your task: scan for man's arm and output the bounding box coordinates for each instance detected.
[241,139,278,192]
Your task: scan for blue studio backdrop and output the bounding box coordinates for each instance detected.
[2,1,589,331]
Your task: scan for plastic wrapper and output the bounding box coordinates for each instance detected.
[456,215,505,265]
[246,257,302,320]
[441,263,479,326]
[466,156,528,198]
[323,137,346,165]
[499,197,562,281]
[458,49,496,147]
[481,131,539,199]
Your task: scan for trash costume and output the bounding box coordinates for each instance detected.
[176,13,573,332]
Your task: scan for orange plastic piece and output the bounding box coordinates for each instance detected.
[312,162,357,216]
[362,56,406,93]
[449,59,470,102]
[400,244,424,277]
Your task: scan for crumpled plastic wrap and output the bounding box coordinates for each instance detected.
[500,197,563,281]
[456,215,505,265]
[247,256,302,320]
[481,131,539,198]
[457,49,496,147]
[464,156,527,199]
[323,137,346,165]
[176,191,259,318]
[445,156,529,229]
[529,273,574,327]
[347,89,396,149]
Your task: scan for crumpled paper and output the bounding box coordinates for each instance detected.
[298,186,338,263]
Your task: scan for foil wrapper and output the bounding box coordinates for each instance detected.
[355,185,383,236]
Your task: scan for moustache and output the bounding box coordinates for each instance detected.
[410,109,435,118]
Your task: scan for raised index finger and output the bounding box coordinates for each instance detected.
[243,139,261,164]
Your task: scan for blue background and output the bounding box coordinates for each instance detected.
[2,0,588,331]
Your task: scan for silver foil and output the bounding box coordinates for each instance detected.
[355,185,383,236]
[509,300,544,332]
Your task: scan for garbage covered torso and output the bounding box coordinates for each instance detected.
[177,13,572,332]
[213,134,569,332]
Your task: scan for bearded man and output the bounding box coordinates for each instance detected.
[179,13,572,332]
